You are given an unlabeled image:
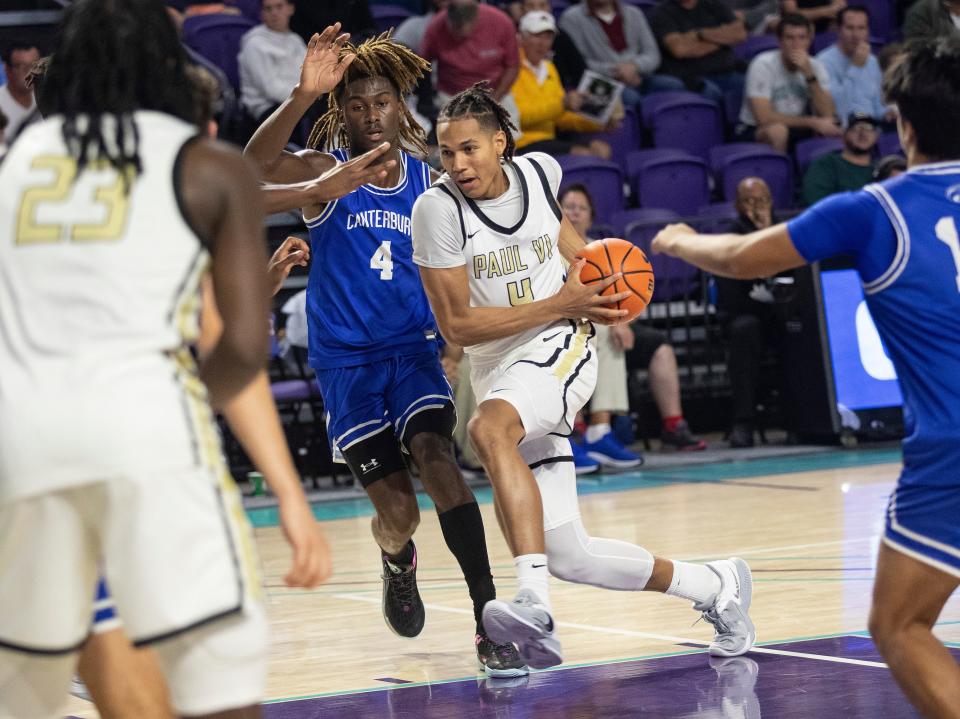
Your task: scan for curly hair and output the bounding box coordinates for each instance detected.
[307,32,430,156]
[436,82,518,160]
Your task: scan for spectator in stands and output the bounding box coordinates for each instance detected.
[736,13,838,152]
[0,43,40,142]
[559,0,673,113]
[649,0,747,106]
[816,6,890,124]
[238,0,307,124]
[291,0,376,45]
[904,0,960,41]
[520,0,588,89]
[801,111,877,205]
[420,0,521,127]
[781,0,846,33]
[560,185,707,461]
[513,11,614,159]
[874,153,906,181]
[395,0,448,51]
[713,177,787,447]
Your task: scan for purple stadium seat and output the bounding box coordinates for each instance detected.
[641,92,723,160]
[695,202,738,233]
[611,207,677,237]
[370,4,414,33]
[625,148,690,186]
[182,14,256,92]
[271,379,313,404]
[556,155,625,226]
[228,0,261,22]
[624,211,701,301]
[709,142,778,174]
[733,36,779,62]
[551,0,571,20]
[811,31,837,55]
[715,146,794,208]
[877,131,902,157]
[629,152,709,214]
[577,107,641,174]
[794,136,844,174]
[858,0,896,41]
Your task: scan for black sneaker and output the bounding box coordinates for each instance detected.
[476,632,528,678]
[661,419,707,451]
[381,545,425,638]
[729,423,755,449]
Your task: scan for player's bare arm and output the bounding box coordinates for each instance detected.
[652,222,806,279]
[419,262,630,347]
[557,215,588,263]
[196,277,332,589]
[180,138,269,409]
[258,142,397,215]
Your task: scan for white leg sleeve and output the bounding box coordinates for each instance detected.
[545,518,655,591]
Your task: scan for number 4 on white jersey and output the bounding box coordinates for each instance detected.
[370,240,393,280]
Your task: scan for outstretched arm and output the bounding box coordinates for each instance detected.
[244,24,354,185]
[651,222,806,279]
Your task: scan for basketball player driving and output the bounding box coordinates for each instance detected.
[413,83,757,671]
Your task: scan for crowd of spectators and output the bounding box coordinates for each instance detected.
[2,0,946,456]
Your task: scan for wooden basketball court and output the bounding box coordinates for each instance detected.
[63,448,960,717]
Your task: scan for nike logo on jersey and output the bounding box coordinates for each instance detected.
[542,331,563,343]
[467,229,480,239]
[532,563,546,568]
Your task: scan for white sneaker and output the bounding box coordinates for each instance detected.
[697,557,756,657]
[482,589,562,669]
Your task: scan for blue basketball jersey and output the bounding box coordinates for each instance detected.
[304,150,438,369]
[789,162,960,485]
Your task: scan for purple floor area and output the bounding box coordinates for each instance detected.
[263,636,955,718]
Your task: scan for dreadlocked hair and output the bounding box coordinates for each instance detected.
[308,31,431,156]
[40,0,196,190]
[437,82,517,160]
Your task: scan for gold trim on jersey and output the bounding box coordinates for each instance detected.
[552,321,592,380]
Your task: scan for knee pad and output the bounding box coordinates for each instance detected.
[152,601,268,716]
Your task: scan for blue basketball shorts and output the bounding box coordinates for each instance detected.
[314,352,455,487]
[883,476,960,579]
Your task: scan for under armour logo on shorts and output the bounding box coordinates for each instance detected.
[361,458,381,474]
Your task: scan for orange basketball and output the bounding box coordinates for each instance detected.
[575,238,655,322]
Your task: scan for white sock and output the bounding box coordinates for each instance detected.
[585,423,611,443]
[665,561,722,608]
[515,553,551,612]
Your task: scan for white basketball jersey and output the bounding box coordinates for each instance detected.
[414,154,567,369]
[0,111,209,501]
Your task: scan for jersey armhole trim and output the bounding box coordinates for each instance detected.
[304,198,337,228]
[436,184,467,249]
[862,184,911,295]
[526,156,563,223]
[173,134,212,250]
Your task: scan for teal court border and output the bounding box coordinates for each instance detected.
[247,447,904,528]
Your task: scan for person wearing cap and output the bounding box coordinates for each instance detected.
[511,10,614,158]
[815,6,892,126]
[801,111,879,205]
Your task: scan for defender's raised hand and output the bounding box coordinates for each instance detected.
[297,23,355,100]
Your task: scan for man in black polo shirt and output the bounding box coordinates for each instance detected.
[649,0,747,106]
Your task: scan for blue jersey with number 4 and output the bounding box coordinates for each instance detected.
[788,162,960,485]
[305,149,438,369]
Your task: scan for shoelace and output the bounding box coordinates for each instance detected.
[386,563,417,606]
[701,606,731,635]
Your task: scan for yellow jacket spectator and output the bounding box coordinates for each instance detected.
[512,11,614,157]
